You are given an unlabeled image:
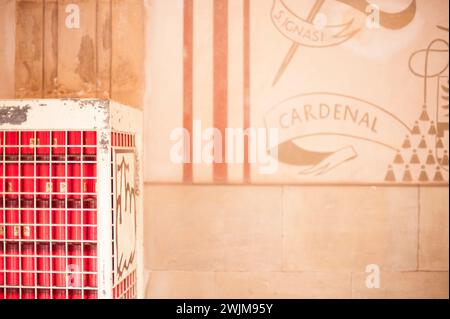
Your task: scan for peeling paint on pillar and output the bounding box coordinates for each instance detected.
[0,105,31,125]
[76,35,96,85]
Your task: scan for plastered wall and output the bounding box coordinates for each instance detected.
[1,0,448,299]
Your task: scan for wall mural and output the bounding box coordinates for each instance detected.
[266,24,449,183]
[271,0,417,85]
[144,0,449,185]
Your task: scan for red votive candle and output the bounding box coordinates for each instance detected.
[5,198,19,240]
[37,289,50,299]
[0,244,4,286]
[85,244,97,287]
[69,289,82,299]
[69,199,82,241]
[5,162,18,199]
[6,288,19,299]
[84,198,97,241]
[37,199,50,240]
[37,163,51,199]
[21,163,34,199]
[52,199,66,241]
[53,162,66,200]
[0,199,4,240]
[85,290,97,299]
[52,244,66,287]
[36,131,50,161]
[83,131,97,159]
[6,243,19,286]
[68,131,82,161]
[69,163,82,199]
[21,199,35,240]
[68,244,83,288]
[5,132,19,159]
[37,243,50,287]
[21,243,35,286]
[53,289,67,299]
[21,131,35,160]
[52,131,66,159]
[22,289,35,299]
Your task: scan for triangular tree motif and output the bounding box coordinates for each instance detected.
[440,150,449,166]
[428,121,437,135]
[385,165,396,182]
[402,165,413,182]
[394,151,404,164]
[381,27,450,184]
[433,166,444,182]
[412,121,421,135]
[418,136,427,148]
[418,166,429,182]
[420,106,430,121]
[384,93,447,183]
[426,150,436,164]
[402,135,412,149]
[410,149,421,164]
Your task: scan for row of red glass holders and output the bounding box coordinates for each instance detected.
[0,198,97,242]
[0,131,97,158]
[1,130,99,299]
[0,242,97,299]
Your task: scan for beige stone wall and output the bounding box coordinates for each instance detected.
[143,185,449,298]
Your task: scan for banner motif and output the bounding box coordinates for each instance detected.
[265,93,411,175]
[271,0,417,86]
[271,0,417,48]
[271,0,358,48]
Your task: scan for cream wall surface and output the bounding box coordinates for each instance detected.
[142,0,448,298]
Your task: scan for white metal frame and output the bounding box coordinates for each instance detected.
[0,99,144,299]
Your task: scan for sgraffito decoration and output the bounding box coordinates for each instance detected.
[144,0,449,185]
[114,149,138,282]
[271,0,417,85]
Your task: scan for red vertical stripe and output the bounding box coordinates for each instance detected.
[243,0,251,183]
[183,0,194,183]
[213,0,229,183]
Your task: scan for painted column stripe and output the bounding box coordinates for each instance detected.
[243,0,251,183]
[213,0,229,183]
[183,0,194,183]
[193,0,214,183]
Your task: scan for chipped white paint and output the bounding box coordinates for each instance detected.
[110,100,144,298]
[0,99,144,299]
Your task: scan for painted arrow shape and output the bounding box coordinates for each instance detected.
[272,0,326,87]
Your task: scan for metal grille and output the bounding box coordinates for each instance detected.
[0,130,98,299]
[112,270,136,299]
